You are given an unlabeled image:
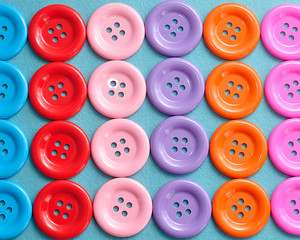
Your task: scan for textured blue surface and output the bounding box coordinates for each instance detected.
[2,0,300,239]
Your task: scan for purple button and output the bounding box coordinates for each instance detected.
[147,58,204,115]
[153,179,211,238]
[151,116,209,174]
[145,0,202,56]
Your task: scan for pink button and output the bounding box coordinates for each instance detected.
[261,4,300,60]
[87,3,145,60]
[91,119,149,177]
[271,177,300,235]
[269,119,300,176]
[265,61,300,118]
[93,178,152,237]
[88,61,146,118]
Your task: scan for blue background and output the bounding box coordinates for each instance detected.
[2,0,299,239]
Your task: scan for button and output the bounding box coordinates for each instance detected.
[0,3,27,60]
[31,121,90,179]
[93,178,152,237]
[261,4,300,60]
[87,3,144,60]
[269,119,300,176]
[265,61,300,118]
[206,61,262,119]
[210,120,267,178]
[0,61,27,119]
[151,116,208,174]
[0,180,32,239]
[0,120,28,179]
[29,62,87,120]
[145,0,202,56]
[204,3,260,60]
[34,180,92,239]
[88,61,146,118]
[213,179,270,238]
[147,58,204,115]
[153,179,211,238]
[91,119,149,177]
[271,177,300,235]
[29,4,86,61]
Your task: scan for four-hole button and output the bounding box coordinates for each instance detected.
[153,179,211,238]
[93,178,152,237]
[262,4,300,60]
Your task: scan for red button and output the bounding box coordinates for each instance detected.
[31,121,90,179]
[29,62,87,120]
[29,4,86,61]
[34,180,92,239]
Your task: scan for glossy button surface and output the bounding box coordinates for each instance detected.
[0,120,28,179]
[265,61,300,118]
[261,4,300,60]
[33,180,92,239]
[31,121,90,179]
[29,62,87,120]
[0,61,27,119]
[29,4,86,61]
[213,179,270,238]
[0,180,32,239]
[145,0,202,56]
[272,177,300,235]
[147,58,204,115]
[88,61,146,118]
[269,119,300,176]
[91,119,149,177]
[210,120,267,178]
[151,116,209,174]
[206,61,262,119]
[93,178,152,237]
[204,3,260,60]
[0,3,27,60]
[153,179,211,238]
[87,3,144,60]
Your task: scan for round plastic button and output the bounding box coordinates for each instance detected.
[145,0,202,57]
[34,180,92,239]
[271,177,300,235]
[153,179,211,238]
[31,121,90,179]
[213,179,270,238]
[0,120,28,179]
[204,3,260,60]
[29,62,87,120]
[206,61,262,119]
[29,4,86,61]
[91,119,149,177]
[210,120,267,178]
[87,3,144,60]
[269,118,300,176]
[261,4,300,60]
[0,3,27,60]
[0,61,27,119]
[88,61,146,118]
[151,116,208,174]
[0,180,32,239]
[265,61,300,118]
[147,58,204,115]
[94,178,152,237]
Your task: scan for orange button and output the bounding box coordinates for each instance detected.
[204,3,260,60]
[213,179,270,238]
[205,61,262,119]
[210,120,267,178]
